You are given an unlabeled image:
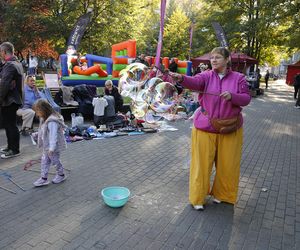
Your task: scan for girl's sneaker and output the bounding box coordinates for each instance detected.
[52,174,67,184]
[33,178,50,187]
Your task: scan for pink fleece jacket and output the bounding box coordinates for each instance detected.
[182,69,251,133]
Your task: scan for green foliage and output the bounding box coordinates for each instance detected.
[190,0,297,65]
[1,0,299,67]
[163,8,191,59]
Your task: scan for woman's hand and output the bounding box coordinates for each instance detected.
[169,72,183,83]
[220,91,232,101]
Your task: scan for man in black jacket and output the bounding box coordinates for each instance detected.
[168,58,178,73]
[0,42,24,159]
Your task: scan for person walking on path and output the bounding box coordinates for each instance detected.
[294,73,300,108]
[170,47,251,211]
[17,75,41,135]
[0,42,24,159]
[265,70,270,89]
[32,99,67,187]
[294,73,300,100]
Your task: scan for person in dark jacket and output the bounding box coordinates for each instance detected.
[168,58,178,73]
[0,42,24,159]
[265,70,270,89]
[134,54,149,67]
[294,73,300,108]
[293,73,300,100]
[104,80,123,113]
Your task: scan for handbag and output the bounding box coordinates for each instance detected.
[210,116,241,134]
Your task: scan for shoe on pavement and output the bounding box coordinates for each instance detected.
[33,177,50,187]
[0,147,9,154]
[20,128,31,136]
[52,174,66,184]
[1,150,20,159]
[193,205,204,211]
[213,198,221,204]
[294,106,300,109]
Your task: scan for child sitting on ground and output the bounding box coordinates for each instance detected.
[32,99,67,187]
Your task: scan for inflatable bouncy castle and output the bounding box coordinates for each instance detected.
[60,40,192,87]
[112,40,136,77]
[60,53,115,87]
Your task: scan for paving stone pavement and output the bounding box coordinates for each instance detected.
[0,80,299,250]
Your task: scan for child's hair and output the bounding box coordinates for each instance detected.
[33,99,59,121]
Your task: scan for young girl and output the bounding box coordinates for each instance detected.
[32,99,67,187]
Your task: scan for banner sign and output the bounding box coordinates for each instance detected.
[211,22,229,48]
[155,0,167,68]
[67,12,92,50]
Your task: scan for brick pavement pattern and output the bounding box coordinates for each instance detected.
[0,80,299,249]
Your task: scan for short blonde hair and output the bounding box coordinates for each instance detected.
[210,47,230,59]
[210,47,231,67]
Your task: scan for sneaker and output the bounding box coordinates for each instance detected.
[213,198,221,204]
[294,106,300,109]
[33,177,50,187]
[0,147,9,154]
[1,150,20,159]
[52,174,66,184]
[193,205,204,211]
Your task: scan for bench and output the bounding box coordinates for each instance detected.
[42,73,78,119]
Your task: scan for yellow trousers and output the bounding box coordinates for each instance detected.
[189,127,243,205]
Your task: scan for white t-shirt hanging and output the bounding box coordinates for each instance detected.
[92,97,108,116]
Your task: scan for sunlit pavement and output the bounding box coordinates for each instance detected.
[0,80,299,249]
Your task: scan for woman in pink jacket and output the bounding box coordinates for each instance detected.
[171,47,251,211]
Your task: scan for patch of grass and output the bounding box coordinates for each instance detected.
[35,80,45,88]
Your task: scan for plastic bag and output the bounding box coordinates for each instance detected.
[71,113,84,127]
